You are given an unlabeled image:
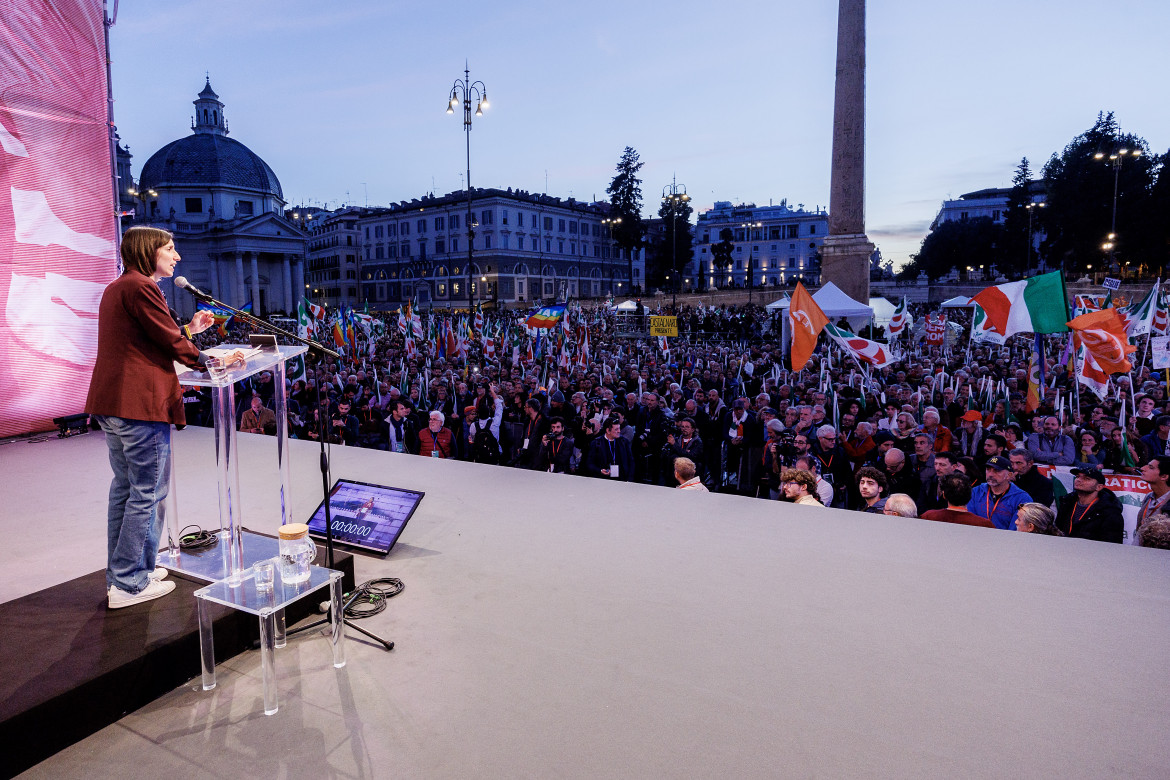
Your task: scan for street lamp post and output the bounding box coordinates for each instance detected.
[740,219,762,304]
[661,181,690,312]
[480,274,498,309]
[126,187,158,220]
[1094,147,1141,275]
[602,217,622,297]
[447,63,488,313]
[1025,201,1045,270]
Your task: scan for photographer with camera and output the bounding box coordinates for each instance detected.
[536,416,575,473]
[662,416,704,486]
[329,400,359,446]
[762,419,792,498]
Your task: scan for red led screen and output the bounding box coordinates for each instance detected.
[0,1,118,436]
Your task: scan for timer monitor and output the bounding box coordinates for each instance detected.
[305,479,424,555]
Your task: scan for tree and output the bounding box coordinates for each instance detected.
[1040,112,1157,274]
[709,228,735,287]
[911,217,1004,281]
[655,196,694,292]
[1000,157,1037,276]
[606,147,645,294]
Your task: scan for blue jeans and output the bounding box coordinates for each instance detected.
[95,415,171,594]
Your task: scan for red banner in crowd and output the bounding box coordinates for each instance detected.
[925,314,946,346]
[0,2,118,436]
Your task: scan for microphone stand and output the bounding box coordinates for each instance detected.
[183,290,393,651]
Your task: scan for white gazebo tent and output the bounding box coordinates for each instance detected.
[764,294,790,312]
[772,282,876,356]
[940,295,976,308]
[868,296,897,329]
[613,299,639,311]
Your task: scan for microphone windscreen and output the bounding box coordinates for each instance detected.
[174,276,190,289]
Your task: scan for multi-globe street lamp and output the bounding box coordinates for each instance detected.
[1094,147,1141,274]
[480,273,499,309]
[1025,201,1045,269]
[446,63,488,312]
[601,217,622,296]
[661,182,690,311]
[741,219,762,303]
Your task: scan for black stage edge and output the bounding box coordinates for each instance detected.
[0,545,354,779]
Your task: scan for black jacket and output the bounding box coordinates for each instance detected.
[664,435,705,476]
[535,434,575,473]
[1055,488,1124,543]
[383,413,418,454]
[1015,466,1055,507]
[582,434,634,481]
[810,443,855,501]
[514,413,548,468]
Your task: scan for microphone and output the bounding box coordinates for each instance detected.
[174,276,212,301]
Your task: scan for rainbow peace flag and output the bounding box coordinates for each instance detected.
[526,304,565,330]
[197,300,250,337]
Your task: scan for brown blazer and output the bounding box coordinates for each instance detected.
[85,271,203,425]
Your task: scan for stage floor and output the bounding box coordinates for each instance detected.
[3,427,1169,778]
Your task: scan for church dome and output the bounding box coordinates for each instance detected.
[139,134,284,199]
[138,79,283,200]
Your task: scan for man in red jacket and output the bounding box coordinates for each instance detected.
[417,410,456,458]
[86,227,239,609]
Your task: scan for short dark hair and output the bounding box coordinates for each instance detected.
[1150,456,1170,480]
[855,466,888,494]
[940,473,973,506]
[957,456,982,483]
[526,398,542,414]
[548,415,565,427]
[603,415,622,432]
[933,451,957,467]
[986,433,1007,449]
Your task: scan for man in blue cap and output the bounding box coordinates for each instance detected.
[967,455,1031,530]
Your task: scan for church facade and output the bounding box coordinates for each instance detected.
[133,80,306,318]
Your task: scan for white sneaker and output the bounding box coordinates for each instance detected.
[108,579,176,609]
[149,566,169,581]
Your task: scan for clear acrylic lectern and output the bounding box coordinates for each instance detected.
[160,344,307,585]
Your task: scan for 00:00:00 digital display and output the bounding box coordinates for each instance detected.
[330,521,372,537]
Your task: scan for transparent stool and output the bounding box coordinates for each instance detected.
[194,564,345,715]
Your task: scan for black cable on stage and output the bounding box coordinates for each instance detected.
[337,577,405,620]
[178,525,218,551]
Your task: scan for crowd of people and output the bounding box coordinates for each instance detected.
[183,298,1170,550]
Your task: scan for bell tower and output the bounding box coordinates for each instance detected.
[192,76,228,136]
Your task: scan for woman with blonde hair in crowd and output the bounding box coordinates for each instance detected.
[1014,503,1064,536]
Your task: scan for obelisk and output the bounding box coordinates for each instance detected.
[820,0,874,303]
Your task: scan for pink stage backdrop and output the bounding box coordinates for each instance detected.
[0,1,118,436]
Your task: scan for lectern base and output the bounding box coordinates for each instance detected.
[158,529,281,583]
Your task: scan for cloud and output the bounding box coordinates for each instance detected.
[868,220,933,240]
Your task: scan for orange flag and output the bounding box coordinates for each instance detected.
[789,282,829,371]
[1067,308,1136,375]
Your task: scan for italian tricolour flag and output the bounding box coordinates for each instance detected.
[969,271,1068,343]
